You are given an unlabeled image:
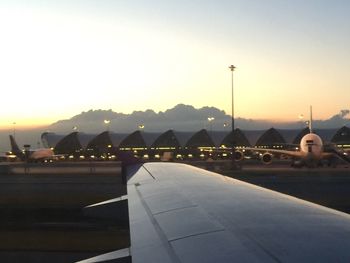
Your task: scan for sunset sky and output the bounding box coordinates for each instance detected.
[0,0,349,129]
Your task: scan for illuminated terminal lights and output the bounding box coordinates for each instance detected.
[43,127,350,161]
[220,145,247,149]
[110,155,116,159]
[150,147,177,150]
[337,144,350,148]
[256,145,284,149]
[119,147,147,151]
[198,147,215,151]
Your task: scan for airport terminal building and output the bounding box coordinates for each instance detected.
[41,126,350,161]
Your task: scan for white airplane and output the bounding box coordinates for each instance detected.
[9,135,55,162]
[240,106,349,167]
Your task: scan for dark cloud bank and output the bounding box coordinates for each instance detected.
[49,104,350,133]
[0,104,349,150]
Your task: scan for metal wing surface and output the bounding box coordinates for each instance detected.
[126,162,350,263]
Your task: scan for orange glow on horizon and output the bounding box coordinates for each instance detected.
[0,120,51,131]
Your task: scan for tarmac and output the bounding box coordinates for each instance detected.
[0,162,128,263]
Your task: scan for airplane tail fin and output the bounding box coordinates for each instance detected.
[9,135,24,159]
[309,105,313,133]
[117,150,144,184]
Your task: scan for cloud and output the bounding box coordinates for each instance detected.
[339,109,350,118]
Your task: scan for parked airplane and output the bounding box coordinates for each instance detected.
[239,106,350,167]
[9,135,55,162]
[0,151,17,162]
[79,162,350,262]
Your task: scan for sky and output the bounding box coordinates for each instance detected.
[0,0,349,129]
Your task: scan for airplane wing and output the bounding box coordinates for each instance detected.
[80,162,350,262]
[323,147,350,163]
[245,147,304,158]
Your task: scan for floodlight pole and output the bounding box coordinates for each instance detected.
[229,65,237,169]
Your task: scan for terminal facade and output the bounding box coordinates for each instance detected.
[41,126,350,161]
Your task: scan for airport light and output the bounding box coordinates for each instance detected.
[208,117,215,135]
[229,64,238,170]
[305,120,310,131]
[104,119,111,131]
[138,124,145,131]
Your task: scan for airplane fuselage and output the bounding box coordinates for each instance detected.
[28,148,55,160]
[299,133,323,160]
